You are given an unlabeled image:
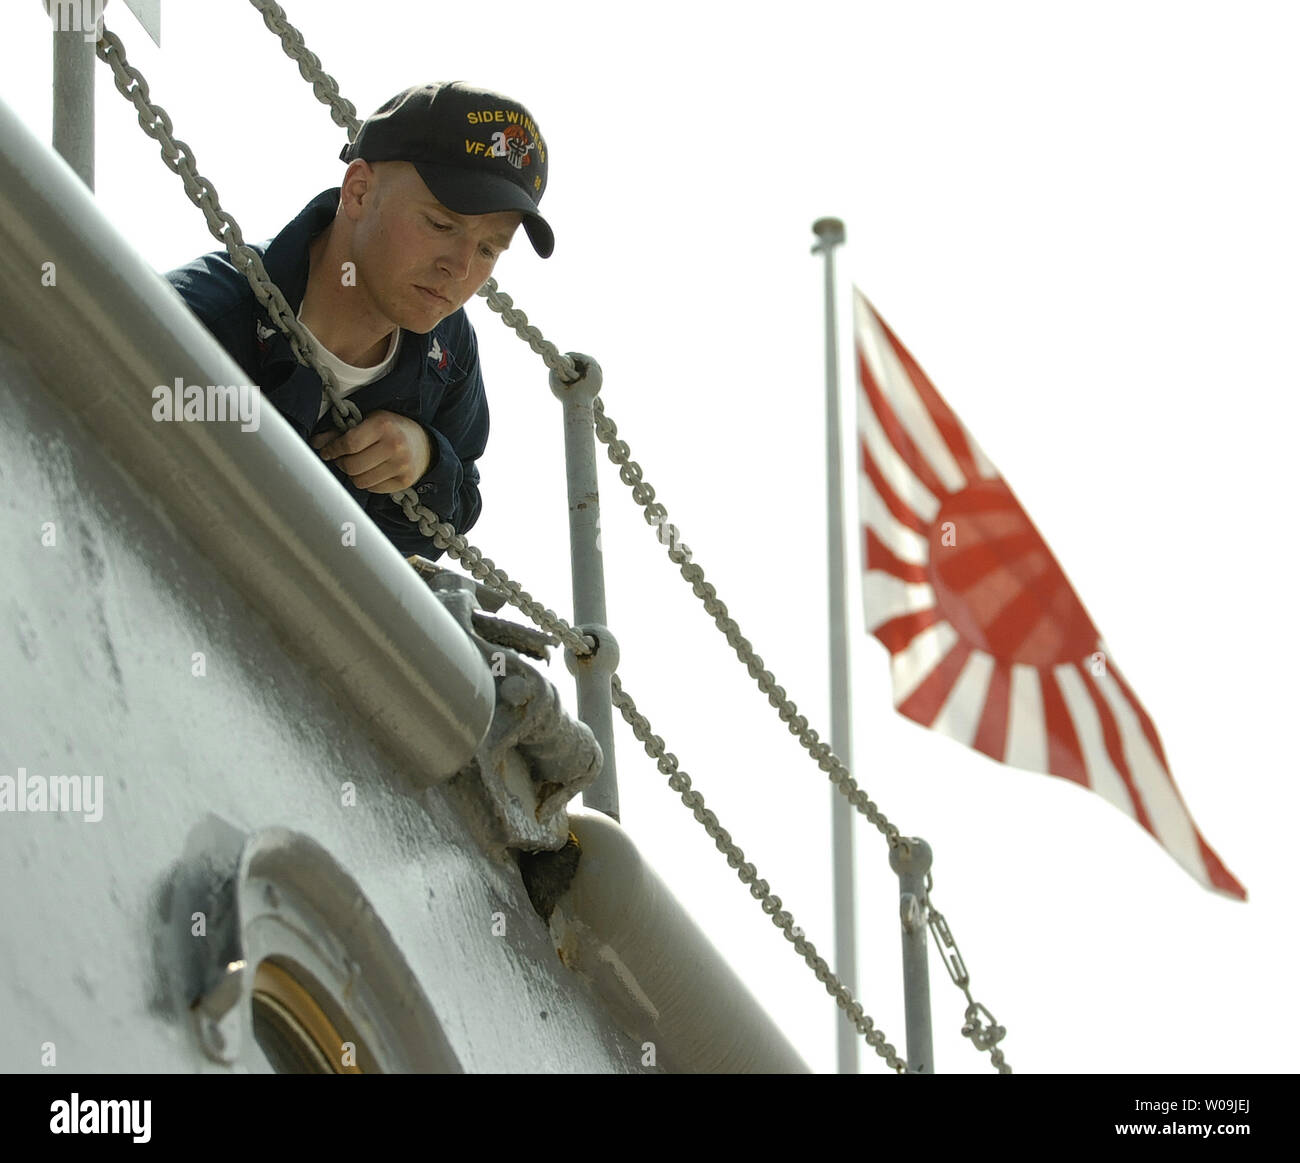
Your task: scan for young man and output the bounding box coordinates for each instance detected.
[166,82,553,558]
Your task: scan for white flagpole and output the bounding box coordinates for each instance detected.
[811,217,857,1074]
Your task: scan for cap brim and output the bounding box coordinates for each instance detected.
[412,163,554,258]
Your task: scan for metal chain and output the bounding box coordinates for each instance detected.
[475,278,580,382]
[247,0,362,138]
[421,525,594,656]
[610,676,906,1073]
[93,26,594,660]
[591,397,902,843]
[926,872,1011,1073]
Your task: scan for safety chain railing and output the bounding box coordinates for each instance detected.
[89,3,1008,1072]
[241,0,1009,1075]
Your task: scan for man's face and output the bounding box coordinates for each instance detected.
[344,161,522,333]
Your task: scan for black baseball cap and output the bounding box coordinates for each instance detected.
[341,82,553,258]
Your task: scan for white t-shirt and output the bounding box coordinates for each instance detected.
[297,310,402,421]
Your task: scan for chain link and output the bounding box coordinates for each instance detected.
[610,676,906,1072]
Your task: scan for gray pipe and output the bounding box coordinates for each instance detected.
[555,811,810,1073]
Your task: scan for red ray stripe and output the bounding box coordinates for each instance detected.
[897,638,974,726]
[865,527,928,584]
[1039,669,1089,787]
[1195,834,1248,900]
[860,437,928,536]
[1074,664,1157,836]
[857,348,952,503]
[972,658,1011,763]
[871,304,985,483]
[873,606,941,655]
[1107,662,1247,900]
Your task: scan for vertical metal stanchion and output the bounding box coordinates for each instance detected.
[811,217,858,1075]
[550,356,620,820]
[51,2,98,189]
[889,837,935,1073]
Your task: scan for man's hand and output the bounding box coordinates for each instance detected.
[310,410,432,493]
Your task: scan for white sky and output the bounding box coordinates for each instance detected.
[7,0,1298,1074]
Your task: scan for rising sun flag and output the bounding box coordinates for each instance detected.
[853,286,1245,900]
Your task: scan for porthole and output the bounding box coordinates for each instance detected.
[251,959,366,1074]
[178,822,463,1073]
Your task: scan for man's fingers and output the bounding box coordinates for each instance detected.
[333,444,392,479]
[317,419,383,461]
[311,413,422,491]
[350,455,413,490]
